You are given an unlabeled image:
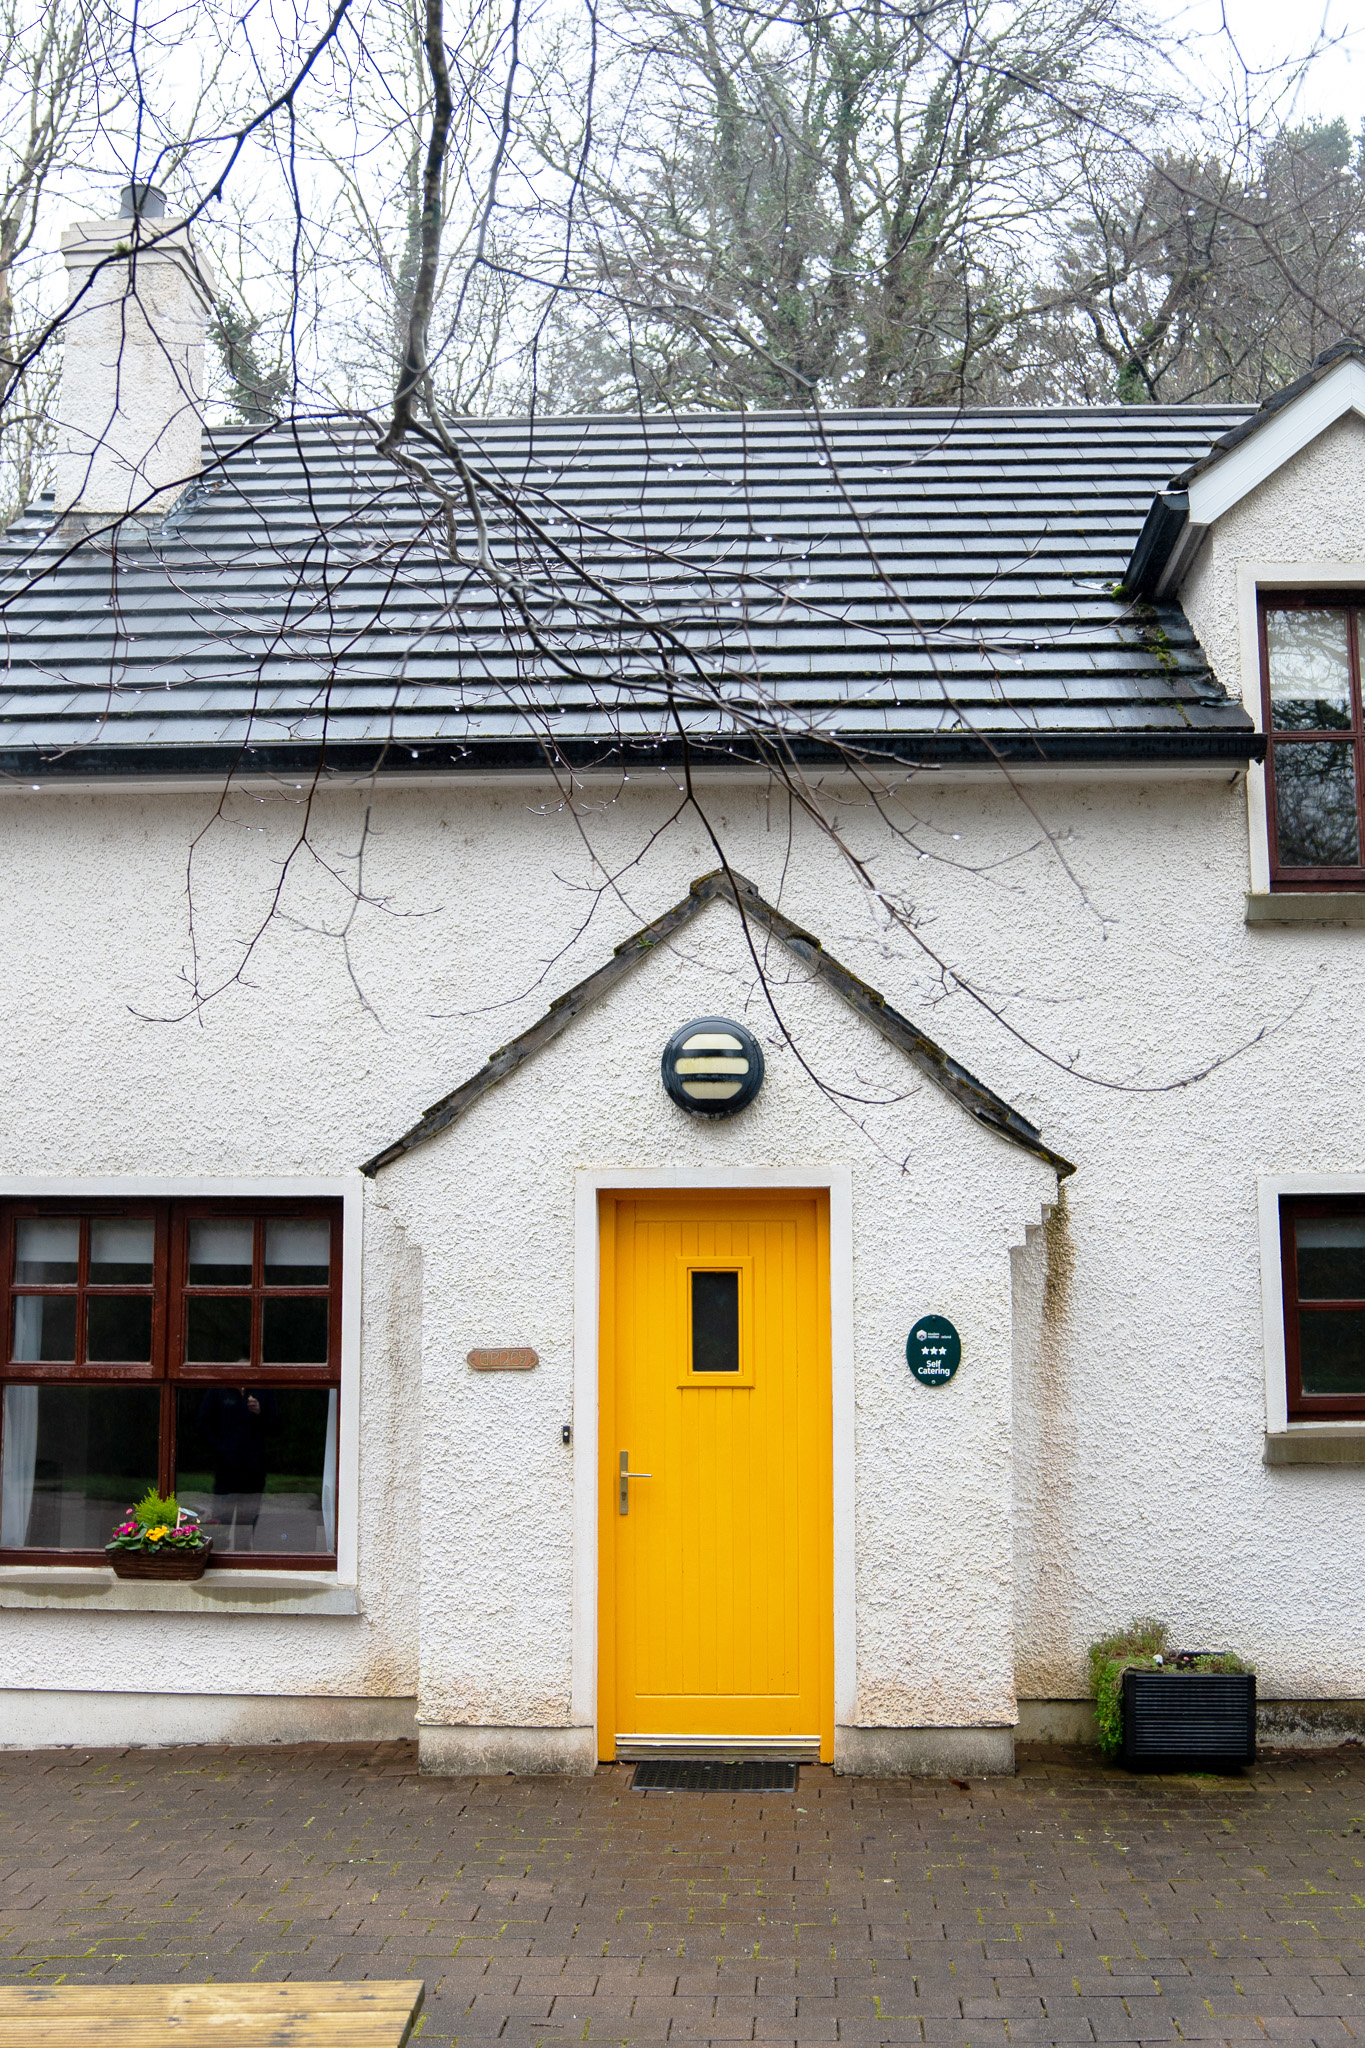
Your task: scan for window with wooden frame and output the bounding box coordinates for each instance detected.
[0,1198,341,1567]
[1279,1195,1365,1417]
[1261,597,1365,888]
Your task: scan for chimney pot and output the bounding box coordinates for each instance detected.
[119,183,168,220]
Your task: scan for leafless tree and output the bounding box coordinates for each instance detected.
[0,0,121,521]
[518,0,1172,410]
[1049,119,1365,403]
[0,0,1345,1111]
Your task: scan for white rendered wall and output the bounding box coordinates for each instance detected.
[4,414,1365,1727]
[375,906,1052,1745]
[1182,413,1365,695]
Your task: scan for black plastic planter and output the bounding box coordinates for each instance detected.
[1121,1669,1256,1767]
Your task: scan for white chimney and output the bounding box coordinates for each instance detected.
[53,184,218,524]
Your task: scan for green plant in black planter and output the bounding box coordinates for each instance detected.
[1088,1616,1253,1761]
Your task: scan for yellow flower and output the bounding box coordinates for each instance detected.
[148,1526,168,1541]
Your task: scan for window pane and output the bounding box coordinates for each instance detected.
[261,1298,329,1364]
[1,1383,159,1550]
[1298,1308,1365,1396]
[264,1219,329,1288]
[14,1219,78,1284]
[1296,1217,1365,1299]
[89,1218,154,1285]
[86,1296,152,1363]
[692,1270,740,1372]
[12,1295,77,1363]
[1273,740,1360,866]
[186,1296,253,1364]
[1266,609,1353,729]
[188,1219,253,1286]
[176,1386,337,1555]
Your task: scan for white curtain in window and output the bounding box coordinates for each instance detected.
[1,1386,39,1547]
[12,1299,43,1363]
[321,1390,338,1551]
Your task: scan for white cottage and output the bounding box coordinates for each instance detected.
[2,191,1364,1773]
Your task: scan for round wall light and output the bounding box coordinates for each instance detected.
[661,1016,765,1118]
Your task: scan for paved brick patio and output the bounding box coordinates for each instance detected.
[2,1739,1364,2045]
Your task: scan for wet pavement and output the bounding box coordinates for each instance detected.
[1,1738,1363,2045]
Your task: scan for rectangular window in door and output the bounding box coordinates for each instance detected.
[681,1257,753,1385]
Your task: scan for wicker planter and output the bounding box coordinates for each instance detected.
[1122,1668,1256,1767]
[106,1540,213,1582]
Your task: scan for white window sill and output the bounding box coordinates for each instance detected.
[1247,892,1365,925]
[0,1567,358,1614]
[1265,1424,1365,1466]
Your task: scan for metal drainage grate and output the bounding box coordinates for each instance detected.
[631,1759,798,1792]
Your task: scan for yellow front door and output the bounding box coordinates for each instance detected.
[598,1190,833,1761]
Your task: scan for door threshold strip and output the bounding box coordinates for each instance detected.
[615,1734,820,1761]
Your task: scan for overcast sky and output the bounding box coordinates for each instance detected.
[1158,0,1365,127]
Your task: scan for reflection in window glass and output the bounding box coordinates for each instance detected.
[86,1296,152,1362]
[89,1218,154,1284]
[1267,609,1353,729]
[1274,741,1360,866]
[186,1296,253,1364]
[188,1218,253,1286]
[1298,1309,1365,1396]
[262,1298,329,1364]
[264,1219,329,1287]
[14,1218,78,1284]
[175,1386,337,1554]
[692,1270,740,1372]
[0,1383,159,1549]
[12,1295,77,1363]
[1296,1218,1365,1299]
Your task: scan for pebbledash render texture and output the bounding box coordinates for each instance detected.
[5,189,1365,1771]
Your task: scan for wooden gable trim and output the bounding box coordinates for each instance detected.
[359,870,1076,1180]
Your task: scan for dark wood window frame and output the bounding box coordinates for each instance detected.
[0,1196,342,1569]
[1260,594,1365,891]
[1279,1194,1365,1419]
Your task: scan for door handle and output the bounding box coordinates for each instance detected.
[619,1450,653,1515]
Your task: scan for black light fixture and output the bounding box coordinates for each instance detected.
[661,1016,765,1118]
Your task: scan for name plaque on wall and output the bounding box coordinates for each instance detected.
[467,1348,539,1372]
[906,1317,960,1387]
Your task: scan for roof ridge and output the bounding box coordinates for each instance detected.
[203,402,1256,439]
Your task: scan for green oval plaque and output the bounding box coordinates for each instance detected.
[907,1315,961,1387]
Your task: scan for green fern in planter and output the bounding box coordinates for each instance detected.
[1088,1617,1172,1757]
[1088,1618,1253,1757]
[107,1489,208,1553]
[131,1489,181,1528]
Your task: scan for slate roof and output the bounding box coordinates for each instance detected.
[0,403,1261,780]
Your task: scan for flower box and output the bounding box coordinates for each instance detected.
[105,1493,213,1580]
[106,1541,213,1582]
[1122,1668,1257,1766]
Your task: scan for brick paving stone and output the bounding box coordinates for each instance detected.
[1,1743,1365,2045]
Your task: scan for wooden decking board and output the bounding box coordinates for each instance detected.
[0,1978,425,2045]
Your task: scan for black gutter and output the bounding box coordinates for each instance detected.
[0,729,1264,784]
[1124,491,1189,600]
[1124,342,1365,599]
